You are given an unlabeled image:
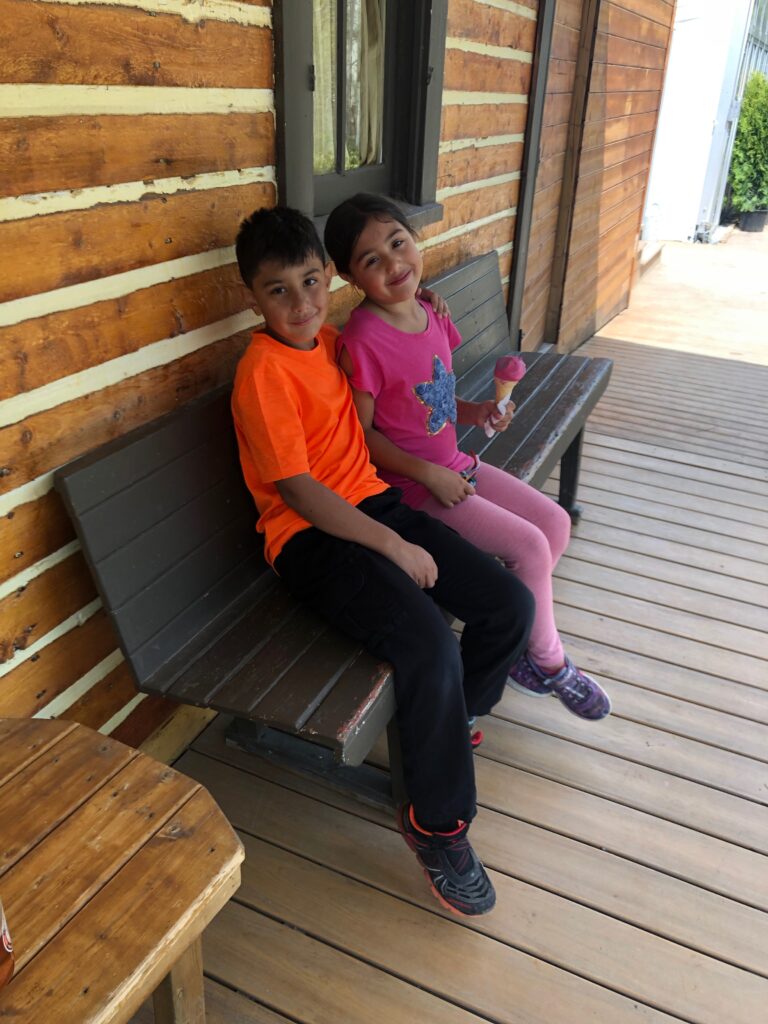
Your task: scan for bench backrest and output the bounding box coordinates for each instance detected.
[55,251,509,694]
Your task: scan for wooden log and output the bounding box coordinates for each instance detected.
[0,489,74,584]
[1,263,249,401]
[0,112,274,199]
[447,0,537,49]
[443,50,532,95]
[420,180,521,243]
[0,0,272,89]
[0,609,117,718]
[441,102,528,142]
[111,693,177,748]
[0,329,251,494]
[0,181,275,304]
[438,141,524,192]
[0,551,98,663]
[60,661,140,732]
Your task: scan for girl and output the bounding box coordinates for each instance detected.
[324,193,610,722]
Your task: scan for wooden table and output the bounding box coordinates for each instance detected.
[0,717,243,1023]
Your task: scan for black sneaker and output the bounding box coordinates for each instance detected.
[398,803,496,916]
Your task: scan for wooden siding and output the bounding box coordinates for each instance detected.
[520,0,583,351]
[0,0,536,751]
[557,0,675,351]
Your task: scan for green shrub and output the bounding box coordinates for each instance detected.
[729,71,768,213]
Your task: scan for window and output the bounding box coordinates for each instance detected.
[274,0,447,223]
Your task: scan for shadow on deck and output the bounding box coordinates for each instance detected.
[134,231,768,1024]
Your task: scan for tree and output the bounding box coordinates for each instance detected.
[729,71,768,213]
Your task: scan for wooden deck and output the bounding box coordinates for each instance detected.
[134,232,768,1024]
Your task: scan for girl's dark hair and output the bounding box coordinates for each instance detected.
[324,193,416,275]
[236,206,325,288]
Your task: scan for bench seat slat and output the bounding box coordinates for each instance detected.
[299,652,396,766]
[162,582,295,704]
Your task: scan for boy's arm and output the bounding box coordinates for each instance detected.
[276,473,437,588]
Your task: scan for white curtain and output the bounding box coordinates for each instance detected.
[313,0,385,174]
[313,0,337,174]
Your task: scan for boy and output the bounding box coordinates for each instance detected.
[231,206,534,917]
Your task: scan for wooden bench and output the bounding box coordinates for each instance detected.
[54,252,612,805]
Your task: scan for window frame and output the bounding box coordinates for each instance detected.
[274,0,447,227]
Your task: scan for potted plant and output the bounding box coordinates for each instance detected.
[729,71,768,231]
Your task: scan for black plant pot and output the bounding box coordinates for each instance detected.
[739,210,768,232]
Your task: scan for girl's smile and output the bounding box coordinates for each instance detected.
[346,216,423,311]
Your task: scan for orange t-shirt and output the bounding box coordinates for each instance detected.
[231,324,388,566]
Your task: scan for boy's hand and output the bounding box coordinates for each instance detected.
[390,540,439,589]
[475,398,514,432]
[417,286,450,318]
[424,464,475,508]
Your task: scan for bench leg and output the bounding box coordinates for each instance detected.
[558,428,584,524]
[153,936,206,1024]
[387,718,407,808]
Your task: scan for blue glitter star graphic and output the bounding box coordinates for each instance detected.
[414,355,457,435]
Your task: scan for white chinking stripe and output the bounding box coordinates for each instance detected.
[101,692,147,735]
[0,540,81,603]
[0,599,101,681]
[442,91,528,106]
[436,170,521,200]
[439,133,525,153]
[33,0,271,27]
[475,0,536,18]
[0,247,236,329]
[446,38,533,63]
[1,84,273,117]
[0,166,276,223]
[34,649,124,720]
[0,473,55,517]
[0,309,259,429]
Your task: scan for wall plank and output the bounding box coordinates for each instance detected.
[0,552,97,663]
[0,0,272,89]
[0,181,274,303]
[441,102,528,141]
[447,0,537,49]
[1,264,248,401]
[0,330,251,494]
[0,112,274,198]
[0,490,74,585]
[0,609,116,718]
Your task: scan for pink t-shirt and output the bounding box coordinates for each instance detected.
[339,300,473,507]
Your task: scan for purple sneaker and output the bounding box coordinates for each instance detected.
[509,654,611,721]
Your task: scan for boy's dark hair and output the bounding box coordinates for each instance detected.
[235,206,326,288]
[324,193,416,276]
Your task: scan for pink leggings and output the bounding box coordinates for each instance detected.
[416,461,571,669]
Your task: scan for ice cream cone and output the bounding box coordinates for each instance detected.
[494,377,519,406]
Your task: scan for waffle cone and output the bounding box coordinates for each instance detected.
[494,377,518,404]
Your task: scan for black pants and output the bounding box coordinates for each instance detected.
[275,489,534,827]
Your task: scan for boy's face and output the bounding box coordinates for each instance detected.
[249,255,332,349]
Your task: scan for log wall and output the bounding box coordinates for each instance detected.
[557,0,675,350]
[0,0,535,758]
